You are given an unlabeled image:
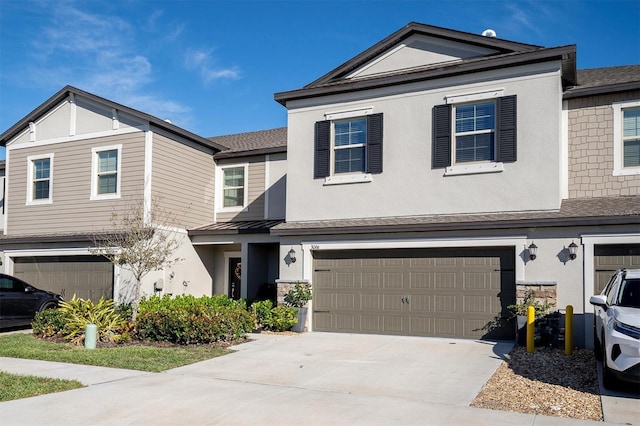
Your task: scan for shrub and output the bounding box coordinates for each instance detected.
[32,309,68,337]
[57,296,127,345]
[268,306,298,332]
[136,294,254,344]
[284,282,312,308]
[250,300,273,330]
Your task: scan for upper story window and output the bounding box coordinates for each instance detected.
[334,118,367,173]
[27,154,53,205]
[433,93,516,176]
[314,112,383,184]
[454,102,495,163]
[613,101,640,176]
[91,145,121,200]
[223,166,246,208]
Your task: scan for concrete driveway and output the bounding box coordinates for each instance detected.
[0,332,623,425]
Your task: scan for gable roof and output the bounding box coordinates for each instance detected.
[211,127,287,159]
[0,85,226,152]
[564,65,640,99]
[275,22,576,106]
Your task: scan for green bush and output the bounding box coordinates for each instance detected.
[250,300,273,330]
[57,296,127,345]
[136,295,254,344]
[32,309,68,337]
[284,282,312,308]
[268,306,298,332]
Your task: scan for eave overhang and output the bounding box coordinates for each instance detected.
[275,45,577,106]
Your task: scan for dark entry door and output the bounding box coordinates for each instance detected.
[228,257,242,300]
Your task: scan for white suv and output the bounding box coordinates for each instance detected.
[590,269,640,389]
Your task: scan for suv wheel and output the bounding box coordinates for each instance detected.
[593,328,603,360]
[602,335,619,390]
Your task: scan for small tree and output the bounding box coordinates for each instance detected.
[91,197,182,322]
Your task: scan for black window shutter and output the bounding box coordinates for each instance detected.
[366,113,383,174]
[432,104,452,168]
[314,120,330,179]
[496,95,517,162]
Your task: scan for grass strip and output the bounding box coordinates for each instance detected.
[0,333,232,372]
[0,370,83,401]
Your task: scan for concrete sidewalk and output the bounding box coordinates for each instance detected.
[0,333,634,425]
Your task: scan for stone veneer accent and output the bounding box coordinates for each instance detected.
[515,281,557,310]
[275,279,310,306]
[567,90,640,198]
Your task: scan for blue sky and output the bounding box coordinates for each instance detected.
[1,0,639,160]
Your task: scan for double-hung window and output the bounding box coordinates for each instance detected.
[454,102,495,163]
[27,154,53,204]
[334,118,367,173]
[433,93,517,175]
[613,101,640,175]
[314,112,383,183]
[91,145,121,200]
[222,166,246,209]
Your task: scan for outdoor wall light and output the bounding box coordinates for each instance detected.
[568,241,579,260]
[288,247,297,263]
[528,242,538,261]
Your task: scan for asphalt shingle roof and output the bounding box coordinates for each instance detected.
[209,127,287,157]
[575,65,640,90]
[272,196,640,235]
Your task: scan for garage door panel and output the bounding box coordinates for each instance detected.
[383,272,404,289]
[410,272,431,288]
[313,248,515,339]
[594,245,640,294]
[410,295,430,312]
[361,294,380,310]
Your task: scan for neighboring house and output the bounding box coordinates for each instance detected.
[0,86,227,302]
[273,23,639,346]
[188,128,287,302]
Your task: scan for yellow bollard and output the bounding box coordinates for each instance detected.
[565,305,573,355]
[527,305,535,353]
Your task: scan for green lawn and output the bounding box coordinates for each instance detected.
[0,333,233,372]
[0,370,83,402]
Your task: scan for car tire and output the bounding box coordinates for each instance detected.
[593,328,603,360]
[601,335,619,390]
[39,302,57,312]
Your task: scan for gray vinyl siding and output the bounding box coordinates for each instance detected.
[151,131,215,229]
[216,156,266,222]
[7,132,145,235]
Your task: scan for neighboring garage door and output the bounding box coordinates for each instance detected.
[594,244,640,294]
[14,256,113,302]
[313,248,515,340]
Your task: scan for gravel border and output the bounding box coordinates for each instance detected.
[471,345,603,421]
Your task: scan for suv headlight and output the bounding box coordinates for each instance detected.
[613,319,640,339]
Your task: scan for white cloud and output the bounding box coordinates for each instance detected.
[184,48,240,84]
[23,2,196,130]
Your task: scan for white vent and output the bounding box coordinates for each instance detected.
[482,29,497,38]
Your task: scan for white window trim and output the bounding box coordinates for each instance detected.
[26,153,53,205]
[90,144,122,201]
[612,100,640,176]
[445,89,505,176]
[217,164,248,212]
[330,116,369,177]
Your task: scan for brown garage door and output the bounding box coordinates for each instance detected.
[313,248,515,340]
[594,245,640,294]
[14,256,113,302]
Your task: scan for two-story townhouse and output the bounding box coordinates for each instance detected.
[188,128,287,303]
[0,160,5,232]
[0,86,227,302]
[273,22,640,346]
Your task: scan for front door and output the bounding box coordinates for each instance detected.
[228,257,242,300]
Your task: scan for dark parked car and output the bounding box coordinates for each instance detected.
[0,273,63,328]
